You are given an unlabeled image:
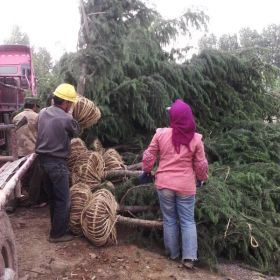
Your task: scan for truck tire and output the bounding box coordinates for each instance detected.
[0,211,17,280]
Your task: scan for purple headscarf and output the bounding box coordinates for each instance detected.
[169,99,196,153]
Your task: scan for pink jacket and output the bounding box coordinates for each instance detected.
[142,128,208,195]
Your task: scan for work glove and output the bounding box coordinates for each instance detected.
[138,171,154,184]
[196,180,206,188]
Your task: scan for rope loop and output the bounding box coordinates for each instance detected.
[247,223,259,248]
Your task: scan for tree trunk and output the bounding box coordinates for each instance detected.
[118,205,158,213]
[77,63,86,96]
[117,216,163,229]
[105,170,142,180]
[126,163,142,170]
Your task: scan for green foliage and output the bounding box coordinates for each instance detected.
[218,34,239,52]
[196,161,280,274]
[32,47,60,105]
[199,24,280,70]
[58,0,208,146]
[55,0,280,274]
[206,122,280,164]
[111,103,280,274]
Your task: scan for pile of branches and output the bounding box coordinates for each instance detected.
[68,138,163,246]
[113,122,280,274]
[67,124,280,274]
[57,0,280,274]
[196,160,280,273]
[199,122,280,273]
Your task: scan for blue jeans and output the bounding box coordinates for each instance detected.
[157,189,197,260]
[39,155,70,238]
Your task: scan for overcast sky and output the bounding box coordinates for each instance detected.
[0,0,280,61]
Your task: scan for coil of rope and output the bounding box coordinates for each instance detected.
[91,138,105,155]
[69,183,92,235]
[103,149,125,183]
[71,152,105,189]
[68,138,88,172]
[81,189,118,247]
[73,96,101,128]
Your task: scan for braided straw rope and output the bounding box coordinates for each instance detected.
[68,138,88,172]
[92,138,105,154]
[88,151,105,179]
[73,96,101,128]
[81,189,118,247]
[97,180,115,192]
[71,151,105,190]
[71,171,82,185]
[103,148,125,172]
[69,183,92,235]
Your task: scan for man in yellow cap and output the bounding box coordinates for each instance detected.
[36,83,80,243]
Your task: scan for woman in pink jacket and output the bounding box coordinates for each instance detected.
[142,99,208,268]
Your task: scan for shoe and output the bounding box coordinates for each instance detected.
[182,259,194,269]
[168,255,180,261]
[165,249,180,261]
[48,234,74,243]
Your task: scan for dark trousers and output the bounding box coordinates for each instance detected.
[21,157,47,205]
[38,155,70,238]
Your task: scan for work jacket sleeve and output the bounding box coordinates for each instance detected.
[193,139,208,181]
[66,117,81,138]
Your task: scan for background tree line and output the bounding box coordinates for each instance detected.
[199,24,280,69]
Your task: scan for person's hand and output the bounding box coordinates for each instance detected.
[138,172,154,184]
[196,180,206,188]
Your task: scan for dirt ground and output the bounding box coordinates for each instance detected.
[8,206,280,280]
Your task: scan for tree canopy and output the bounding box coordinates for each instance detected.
[58,0,280,274]
[199,24,280,69]
[5,0,280,274]
[4,25,30,45]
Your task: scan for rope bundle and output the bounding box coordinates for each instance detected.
[71,152,105,189]
[103,148,125,172]
[81,189,118,247]
[97,180,115,192]
[88,151,105,179]
[69,183,92,235]
[73,96,101,128]
[92,138,105,154]
[68,138,88,172]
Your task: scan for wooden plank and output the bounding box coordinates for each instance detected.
[0,157,27,189]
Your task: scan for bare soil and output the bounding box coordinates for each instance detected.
[8,206,280,280]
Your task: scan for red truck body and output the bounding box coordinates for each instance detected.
[0,44,37,147]
[0,45,37,279]
[0,44,36,113]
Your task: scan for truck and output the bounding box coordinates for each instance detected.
[0,44,36,121]
[0,44,37,280]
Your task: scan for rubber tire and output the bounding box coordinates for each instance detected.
[0,211,18,280]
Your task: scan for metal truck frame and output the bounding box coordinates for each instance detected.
[0,44,37,280]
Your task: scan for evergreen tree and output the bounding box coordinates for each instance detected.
[54,0,280,274]
[60,0,207,145]
[32,47,58,103]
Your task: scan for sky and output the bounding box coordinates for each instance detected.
[0,0,280,61]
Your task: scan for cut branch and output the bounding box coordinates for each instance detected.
[118,215,163,229]
[119,184,153,206]
[118,205,158,213]
[126,163,142,170]
[105,170,142,180]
